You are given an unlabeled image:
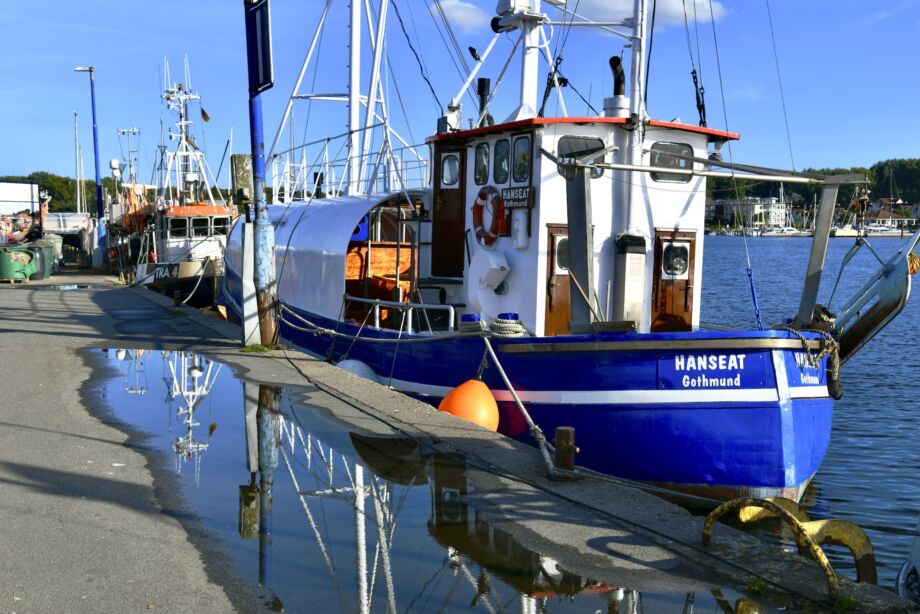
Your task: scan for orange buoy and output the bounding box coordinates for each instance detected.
[437,379,499,432]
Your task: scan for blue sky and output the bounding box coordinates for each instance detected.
[2,0,918,184]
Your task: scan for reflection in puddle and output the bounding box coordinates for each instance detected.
[27,283,106,291]
[105,349,773,613]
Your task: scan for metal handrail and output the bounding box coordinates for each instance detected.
[343,294,455,333]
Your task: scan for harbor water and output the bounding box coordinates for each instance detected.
[702,235,920,587]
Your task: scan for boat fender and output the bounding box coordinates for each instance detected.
[471,186,507,247]
[335,359,380,384]
[437,379,499,431]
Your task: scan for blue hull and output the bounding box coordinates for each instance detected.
[222,270,833,501]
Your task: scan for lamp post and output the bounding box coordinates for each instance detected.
[74,65,106,268]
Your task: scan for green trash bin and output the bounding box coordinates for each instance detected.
[0,247,36,280]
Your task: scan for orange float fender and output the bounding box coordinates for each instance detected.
[471,186,507,246]
[437,379,499,431]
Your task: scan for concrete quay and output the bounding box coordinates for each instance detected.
[0,271,913,613]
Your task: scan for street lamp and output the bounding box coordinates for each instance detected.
[74,65,106,268]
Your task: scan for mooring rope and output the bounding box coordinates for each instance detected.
[784,326,842,399]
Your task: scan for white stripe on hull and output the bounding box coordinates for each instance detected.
[385,376,829,405]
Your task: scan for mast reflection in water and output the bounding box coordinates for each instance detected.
[105,349,764,613]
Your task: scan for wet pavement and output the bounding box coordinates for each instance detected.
[0,270,913,613]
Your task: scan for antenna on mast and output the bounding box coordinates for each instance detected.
[184,55,192,91]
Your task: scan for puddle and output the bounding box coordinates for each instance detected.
[99,349,793,613]
[25,284,107,291]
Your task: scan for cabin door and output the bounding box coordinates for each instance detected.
[544,225,571,336]
[651,229,696,332]
[431,146,466,278]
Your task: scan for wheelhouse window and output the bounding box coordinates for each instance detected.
[555,237,570,273]
[474,142,489,185]
[168,218,188,238]
[212,216,230,235]
[192,217,210,238]
[512,135,531,183]
[558,135,605,160]
[441,153,460,187]
[493,139,510,184]
[650,142,692,183]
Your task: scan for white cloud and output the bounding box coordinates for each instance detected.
[569,0,726,27]
[431,0,491,34]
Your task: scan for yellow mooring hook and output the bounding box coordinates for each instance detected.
[702,496,878,605]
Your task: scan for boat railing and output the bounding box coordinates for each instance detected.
[343,294,455,334]
[270,128,429,201]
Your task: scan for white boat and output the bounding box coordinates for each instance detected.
[830,224,859,238]
[222,0,920,501]
[760,226,807,237]
[863,223,905,238]
[131,67,237,306]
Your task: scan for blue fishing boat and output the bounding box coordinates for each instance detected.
[222,0,920,500]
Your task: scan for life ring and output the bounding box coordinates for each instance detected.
[471,186,507,246]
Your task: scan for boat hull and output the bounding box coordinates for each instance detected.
[222,268,832,501]
[137,260,221,308]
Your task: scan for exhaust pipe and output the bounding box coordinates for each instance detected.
[604,56,629,118]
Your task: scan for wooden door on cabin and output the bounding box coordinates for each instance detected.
[544,225,571,336]
[651,230,696,332]
[431,146,466,278]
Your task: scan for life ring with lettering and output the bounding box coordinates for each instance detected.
[471,186,507,247]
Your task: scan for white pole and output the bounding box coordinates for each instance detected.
[628,0,648,123]
[74,112,82,214]
[348,0,362,195]
[358,0,389,191]
[355,465,369,614]
[518,0,541,117]
[268,0,333,162]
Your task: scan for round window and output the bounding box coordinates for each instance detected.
[663,244,689,276]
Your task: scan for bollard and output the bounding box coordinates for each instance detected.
[554,426,578,470]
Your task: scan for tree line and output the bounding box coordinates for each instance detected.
[708,159,920,207]
[0,171,233,212]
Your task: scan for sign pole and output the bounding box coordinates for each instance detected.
[243,0,277,346]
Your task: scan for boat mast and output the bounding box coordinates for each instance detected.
[627,0,649,127]
[519,0,541,118]
[624,0,649,235]
[347,0,361,195]
[611,0,651,327]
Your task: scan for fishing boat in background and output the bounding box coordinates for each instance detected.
[222,0,920,501]
[126,63,235,306]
